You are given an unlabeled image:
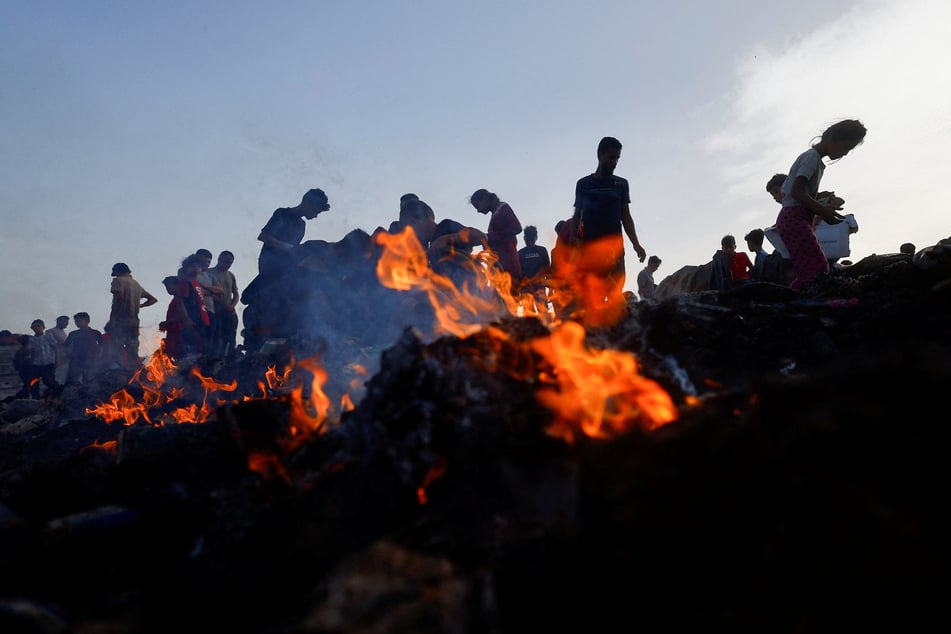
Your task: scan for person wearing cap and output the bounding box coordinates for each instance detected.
[106,262,158,369]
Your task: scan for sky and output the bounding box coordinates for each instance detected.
[2,0,949,350]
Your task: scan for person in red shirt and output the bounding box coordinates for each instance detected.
[722,235,754,287]
[469,188,523,280]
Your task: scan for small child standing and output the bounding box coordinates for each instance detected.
[722,235,753,286]
[776,119,867,290]
[63,312,103,385]
[28,319,60,398]
[744,229,768,281]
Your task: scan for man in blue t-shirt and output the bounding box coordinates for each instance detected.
[567,136,646,326]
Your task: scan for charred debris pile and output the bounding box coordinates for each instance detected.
[1,236,950,632]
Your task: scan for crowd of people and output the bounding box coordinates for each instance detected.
[9,121,876,399]
[11,250,241,399]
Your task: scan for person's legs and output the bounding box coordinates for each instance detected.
[40,364,59,392]
[777,207,829,291]
[577,236,627,327]
[17,368,32,398]
[221,311,238,357]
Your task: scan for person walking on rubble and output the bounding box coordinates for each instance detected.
[469,188,523,280]
[106,262,158,369]
[568,136,647,327]
[775,119,867,291]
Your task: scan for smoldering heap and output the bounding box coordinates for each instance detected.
[1,235,949,633]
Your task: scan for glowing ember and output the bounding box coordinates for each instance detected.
[417,455,448,505]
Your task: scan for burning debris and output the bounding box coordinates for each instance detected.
[1,236,949,632]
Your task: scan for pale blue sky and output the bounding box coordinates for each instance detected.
[2,0,948,347]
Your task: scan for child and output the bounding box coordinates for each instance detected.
[744,229,768,281]
[63,312,103,385]
[28,319,60,398]
[776,119,867,290]
[159,275,187,359]
[722,235,753,286]
[12,335,33,399]
[766,173,786,204]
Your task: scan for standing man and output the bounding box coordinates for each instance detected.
[106,262,158,369]
[637,256,661,301]
[207,250,241,359]
[569,136,646,327]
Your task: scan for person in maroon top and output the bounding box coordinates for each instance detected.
[469,188,523,280]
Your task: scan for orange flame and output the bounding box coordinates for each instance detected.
[374,227,518,337]
[531,321,678,443]
[80,438,118,455]
[417,454,448,505]
[86,347,240,426]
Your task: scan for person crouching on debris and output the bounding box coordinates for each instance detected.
[256,188,330,279]
[395,197,488,291]
[469,188,523,280]
[775,119,867,291]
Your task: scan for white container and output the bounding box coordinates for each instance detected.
[764,214,858,259]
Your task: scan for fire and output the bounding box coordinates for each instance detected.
[417,454,448,505]
[375,227,542,337]
[80,438,118,455]
[286,355,332,443]
[531,321,678,443]
[86,348,241,426]
[374,225,678,443]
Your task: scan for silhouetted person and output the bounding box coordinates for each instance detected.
[257,188,331,278]
[568,136,646,327]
